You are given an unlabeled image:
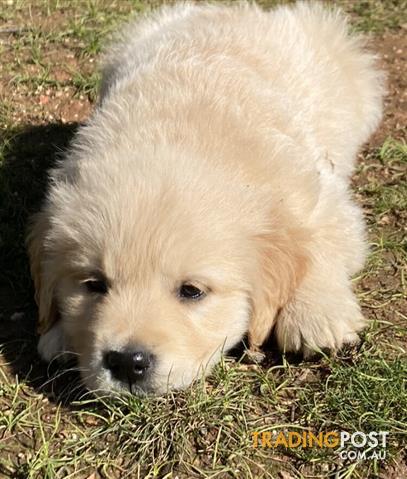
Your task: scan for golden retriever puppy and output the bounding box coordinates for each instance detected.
[27,1,384,395]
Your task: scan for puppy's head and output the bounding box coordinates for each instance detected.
[28,147,307,395]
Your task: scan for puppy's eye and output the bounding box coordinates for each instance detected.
[84,279,108,295]
[179,283,205,300]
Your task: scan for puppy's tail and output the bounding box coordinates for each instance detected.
[274,1,386,176]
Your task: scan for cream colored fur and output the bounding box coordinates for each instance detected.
[27,1,384,394]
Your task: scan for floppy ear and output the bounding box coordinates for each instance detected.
[26,212,59,335]
[248,224,309,353]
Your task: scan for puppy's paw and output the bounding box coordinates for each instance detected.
[244,347,266,363]
[37,322,70,363]
[275,292,366,357]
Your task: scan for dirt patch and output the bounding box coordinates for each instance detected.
[369,31,407,145]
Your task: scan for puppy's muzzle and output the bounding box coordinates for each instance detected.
[103,348,154,391]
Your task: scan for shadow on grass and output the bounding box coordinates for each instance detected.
[0,122,88,404]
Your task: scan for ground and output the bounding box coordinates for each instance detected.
[0,1,406,478]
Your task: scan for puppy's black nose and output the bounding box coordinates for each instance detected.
[103,349,152,385]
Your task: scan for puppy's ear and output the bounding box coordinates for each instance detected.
[249,225,309,353]
[26,212,58,335]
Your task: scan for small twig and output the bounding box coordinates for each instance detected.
[0,26,28,35]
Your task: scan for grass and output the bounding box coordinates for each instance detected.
[345,0,407,33]
[1,340,405,477]
[0,1,406,478]
[360,139,407,217]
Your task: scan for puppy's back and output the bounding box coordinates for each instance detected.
[100,2,384,178]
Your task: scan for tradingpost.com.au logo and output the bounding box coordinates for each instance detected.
[252,430,389,460]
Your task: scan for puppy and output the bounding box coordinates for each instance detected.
[27,1,384,395]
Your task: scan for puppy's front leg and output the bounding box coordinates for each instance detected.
[274,260,365,357]
[247,307,279,362]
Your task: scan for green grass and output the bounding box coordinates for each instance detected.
[356,138,407,220]
[0,1,406,478]
[344,0,407,33]
[1,342,405,477]
[379,137,407,164]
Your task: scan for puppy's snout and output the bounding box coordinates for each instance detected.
[103,349,153,386]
